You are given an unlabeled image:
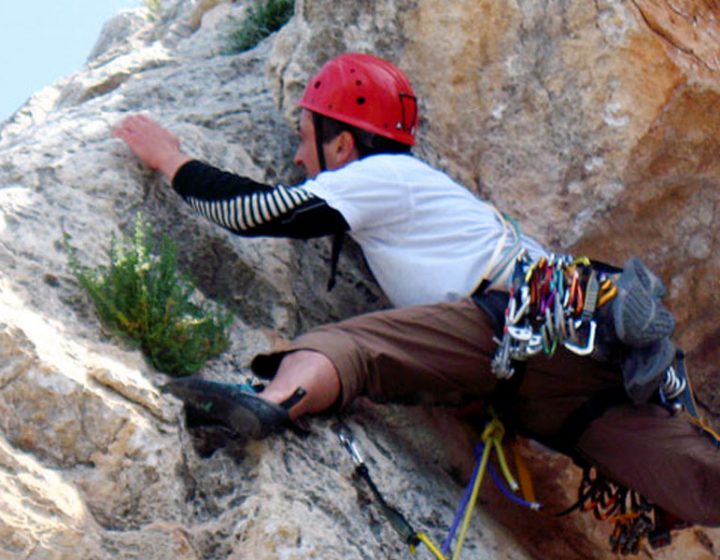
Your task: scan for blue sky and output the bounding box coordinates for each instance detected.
[1,0,141,121]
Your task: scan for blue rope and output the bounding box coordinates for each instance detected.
[442,440,543,555]
[441,442,485,555]
[487,462,542,510]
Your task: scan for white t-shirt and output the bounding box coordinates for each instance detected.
[303,154,546,307]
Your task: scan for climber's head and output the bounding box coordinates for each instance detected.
[293,52,418,178]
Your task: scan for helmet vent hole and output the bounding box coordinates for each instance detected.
[314,80,322,89]
[356,96,366,105]
[356,80,363,86]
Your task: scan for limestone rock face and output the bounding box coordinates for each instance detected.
[0,1,719,559]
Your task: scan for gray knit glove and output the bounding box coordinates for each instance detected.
[612,257,675,348]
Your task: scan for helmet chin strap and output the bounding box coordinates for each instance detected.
[312,112,328,172]
[312,112,344,291]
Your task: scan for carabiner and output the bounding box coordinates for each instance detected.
[563,320,597,356]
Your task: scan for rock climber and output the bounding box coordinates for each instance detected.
[114,53,720,540]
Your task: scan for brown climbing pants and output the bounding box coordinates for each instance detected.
[252,297,720,526]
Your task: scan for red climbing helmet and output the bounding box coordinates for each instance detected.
[298,53,418,146]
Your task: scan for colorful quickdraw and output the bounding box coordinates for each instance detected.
[335,422,449,559]
[556,467,682,556]
[492,253,619,379]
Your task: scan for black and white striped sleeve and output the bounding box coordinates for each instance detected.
[171,160,349,239]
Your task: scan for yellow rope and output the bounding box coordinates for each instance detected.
[687,414,720,444]
[483,414,518,491]
[411,416,533,560]
[413,532,448,560]
[492,437,519,491]
[450,417,515,560]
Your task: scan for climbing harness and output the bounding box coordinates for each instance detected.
[334,246,718,557]
[490,252,696,406]
[486,252,720,554]
[491,253,619,380]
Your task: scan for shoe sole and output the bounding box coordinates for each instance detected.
[162,378,289,439]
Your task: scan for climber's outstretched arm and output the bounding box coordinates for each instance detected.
[113,115,350,239]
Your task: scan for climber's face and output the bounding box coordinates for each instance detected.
[293,109,322,178]
[293,109,360,179]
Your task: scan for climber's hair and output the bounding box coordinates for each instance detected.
[315,114,412,158]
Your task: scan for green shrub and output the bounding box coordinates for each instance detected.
[144,0,162,18]
[226,0,294,53]
[67,214,233,376]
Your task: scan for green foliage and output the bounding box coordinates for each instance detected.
[67,215,233,376]
[226,0,294,53]
[144,0,162,18]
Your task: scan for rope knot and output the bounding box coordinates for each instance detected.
[481,417,505,444]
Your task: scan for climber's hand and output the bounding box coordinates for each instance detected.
[112,114,192,181]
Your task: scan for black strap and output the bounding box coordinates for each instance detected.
[542,388,629,459]
[491,362,527,433]
[471,289,524,426]
[327,231,345,291]
[471,289,508,338]
[312,112,344,291]
[589,258,624,275]
[312,112,327,173]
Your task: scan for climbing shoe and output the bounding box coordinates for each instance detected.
[162,378,308,439]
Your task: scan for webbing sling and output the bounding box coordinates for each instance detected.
[472,211,523,297]
[327,231,345,290]
[335,422,447,559]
